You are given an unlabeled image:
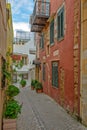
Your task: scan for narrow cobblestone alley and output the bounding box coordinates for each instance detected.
[16,87,87,130]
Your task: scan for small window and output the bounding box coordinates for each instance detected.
[52,61,58,87]
[57,6,64,40]
[23,74,28,79]
[50,20,54,44]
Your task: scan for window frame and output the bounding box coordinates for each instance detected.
[57,6,64,41]
[52,61,58,88]
[50,19,54,45]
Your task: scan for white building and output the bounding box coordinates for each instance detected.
[13,31,36,87]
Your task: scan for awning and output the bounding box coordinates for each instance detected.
[33,59,41,65]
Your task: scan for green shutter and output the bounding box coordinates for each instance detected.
[50,20,54,44]
[61,11,64,37]
[57,6,64,40]
[58,15,61,39]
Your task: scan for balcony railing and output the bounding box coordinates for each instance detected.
[34,1,50,17]
[30,0,50,32]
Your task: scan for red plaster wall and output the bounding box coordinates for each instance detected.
[39,0,80,114]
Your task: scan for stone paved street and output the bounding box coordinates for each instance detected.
[16,87,87,130]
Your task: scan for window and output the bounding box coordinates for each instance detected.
[23,74,28,79]
[50,20,54,44]
[43,63,45,81]
[40,33,44,49]
[52,61,58,87]
[57,6,64,40]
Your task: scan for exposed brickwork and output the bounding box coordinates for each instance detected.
[59,68,65,106]
[73,0,81,116]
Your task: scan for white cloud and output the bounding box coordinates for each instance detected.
[13,22,30,37]
[8,0,33,37]
[8,0,33,15]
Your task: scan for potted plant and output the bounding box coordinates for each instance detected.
[35,82,43,93]
[31,79,35,90]
[3,85,22,130]
[3,99,22,130]
[31,79,38,90]
[6,84,20,100]
[3,99,21,119]
[20,79,26,87]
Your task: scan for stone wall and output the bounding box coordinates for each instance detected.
[0,1,7,130]
[73,0,81,116]
[80,0,87,126]
[0,0,7,58]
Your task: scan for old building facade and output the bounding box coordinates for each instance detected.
[80,0,87,125]
[0,1,13,129]
[13,31,36,86]
[30,0,87,126]
[0,0,7,129]
[6,3,13,85]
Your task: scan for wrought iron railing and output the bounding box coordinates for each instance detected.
[33,0,50,17]
[30,0,50,24]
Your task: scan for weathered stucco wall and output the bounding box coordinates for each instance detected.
[40,0,75,113]
[0,0,7,58]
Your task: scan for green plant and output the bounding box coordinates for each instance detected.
[31,80,38,88]
[15,60,23,69]
[2,62,11,80]
[6,85,20,99]
[20,79,26,87]
[31,79,35,86]
[4,99,22,119]
[35,82,43,90]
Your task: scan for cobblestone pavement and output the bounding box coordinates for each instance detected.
[16,87,87,130]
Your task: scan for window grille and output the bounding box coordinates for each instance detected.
[52,61,58,87]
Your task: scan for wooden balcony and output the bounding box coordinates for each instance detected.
[31,24,44,32]
[30,0,50,32]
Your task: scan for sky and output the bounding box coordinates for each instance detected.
[8,0,34,37]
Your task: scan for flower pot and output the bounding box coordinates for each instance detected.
[22,85,25,87]
[36,89,43,93]
[3,119,17,130]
